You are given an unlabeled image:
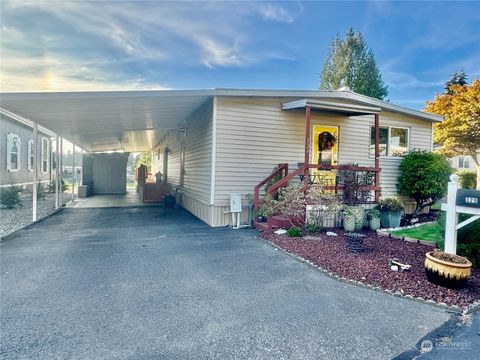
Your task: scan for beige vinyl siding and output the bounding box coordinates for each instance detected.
[214,97,378,207]
[153,99,213,224]
[214,97,435,218]
[376,112,433,196]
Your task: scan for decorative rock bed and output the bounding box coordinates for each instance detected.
[260,229,480,312]
[0,194,58,239]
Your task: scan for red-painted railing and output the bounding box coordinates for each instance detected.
[265,163,381,201]
[253,163,288,208]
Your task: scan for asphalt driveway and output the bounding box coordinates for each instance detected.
[1,207,452,359]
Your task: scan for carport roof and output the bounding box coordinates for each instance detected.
[0,88,442,152]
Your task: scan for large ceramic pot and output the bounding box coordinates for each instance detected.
[369,216,380,230]
[343,215,356,232]
[345,206,365,230]
[425,251,472,289]
[380,211,401,228]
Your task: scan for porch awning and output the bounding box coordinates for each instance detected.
[281,99,381,116]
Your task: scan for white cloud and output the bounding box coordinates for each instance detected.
[382,71,443,89]
[256,3,299,23]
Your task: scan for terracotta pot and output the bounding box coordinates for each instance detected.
[425,251,472,288]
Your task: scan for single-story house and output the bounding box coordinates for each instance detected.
[0,88,442,227]
[1,112,53,190]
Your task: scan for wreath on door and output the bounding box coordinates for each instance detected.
[318,131,336,151]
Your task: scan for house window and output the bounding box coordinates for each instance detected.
[41,137,49,173]
[458,156,470,169]
[370,126,409,157]
[6,133,21,171]
[28,139,34,171]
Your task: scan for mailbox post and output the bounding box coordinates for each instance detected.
[441,174,480,255]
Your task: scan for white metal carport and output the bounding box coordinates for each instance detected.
[1,90,215,222]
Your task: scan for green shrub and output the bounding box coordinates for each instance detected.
[398,150,452,216]
[457,169,477,189]
[305,223,320,234]
[438,212,480,267]
[287,226,302,237]
[376,197,405,212]
[0,183,23,208]
[36,183,47,200]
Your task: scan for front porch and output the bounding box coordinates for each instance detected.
[253,99,383,230]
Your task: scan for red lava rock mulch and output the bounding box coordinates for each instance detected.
[261,230,480,310]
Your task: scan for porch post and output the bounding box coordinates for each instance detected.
[304,106,311,187]
[374,113,381,202]
[59,137,63,206]
[32,123,38,221]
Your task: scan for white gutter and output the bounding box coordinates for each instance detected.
[0,107,56,137]
[209,96,217,206]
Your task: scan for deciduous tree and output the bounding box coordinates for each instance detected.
[425,79,480,188]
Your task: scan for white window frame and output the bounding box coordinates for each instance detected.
[6,133,21,172]
[370,125,410,158]
[41,137,50,174]
[27,139,34,171]
[458,156,470,169]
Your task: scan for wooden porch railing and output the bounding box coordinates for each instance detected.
[264,163,381,202]
[253,163,288,208]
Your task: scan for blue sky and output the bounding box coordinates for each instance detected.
[1,1,479,109]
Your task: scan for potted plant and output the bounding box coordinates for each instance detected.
[377,197,404,228]
[343,207,356,232]
[344,205,365,230]
[366,208,381,230]
[425,250,472,288]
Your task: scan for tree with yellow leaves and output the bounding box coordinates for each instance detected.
[425,79,480,189]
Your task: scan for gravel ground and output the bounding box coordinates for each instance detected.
[0,194,57,239]
[261,230,480,309]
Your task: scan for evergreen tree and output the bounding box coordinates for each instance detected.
[444,70,468,95]
[320,28,388,100]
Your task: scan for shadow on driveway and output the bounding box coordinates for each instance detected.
[1,207,452,359]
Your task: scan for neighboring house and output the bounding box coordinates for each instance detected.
[149,89,440,226]
[1,89,441,227]
[449,154,479,172]
[0,113,53,189]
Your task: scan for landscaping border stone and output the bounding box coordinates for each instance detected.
[257,235,480,315]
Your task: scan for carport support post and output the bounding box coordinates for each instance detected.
[72,144,75,200]
[32,123,38,221]
[59,137,63,206]
[55,136,60,209]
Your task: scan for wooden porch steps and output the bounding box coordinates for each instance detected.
[254,215,304,231]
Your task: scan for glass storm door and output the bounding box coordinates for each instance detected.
[312,125,338,186]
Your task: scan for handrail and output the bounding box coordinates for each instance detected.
[254,163,288,208]
[267,164,381,197]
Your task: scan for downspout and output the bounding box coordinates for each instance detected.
[209,97,217,224]
[374,113,380,203]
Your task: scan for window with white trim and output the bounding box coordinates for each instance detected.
[6,133,21,171]
[28,139,34,171]
[41,137,49,173]
[370,126,409,157]
[458,156,470,169]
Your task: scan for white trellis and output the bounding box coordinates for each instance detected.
[441,174,480,254]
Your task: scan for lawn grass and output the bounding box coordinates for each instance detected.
[389,222,443,243]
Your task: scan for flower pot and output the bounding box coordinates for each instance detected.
[343,214,356,232]
[345,206,365,230]
[345,233,366,253]
[369,217,380,231]
[425,251,472,289]
[380,211,401,228]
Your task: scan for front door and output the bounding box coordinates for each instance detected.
[312,125,338,186]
